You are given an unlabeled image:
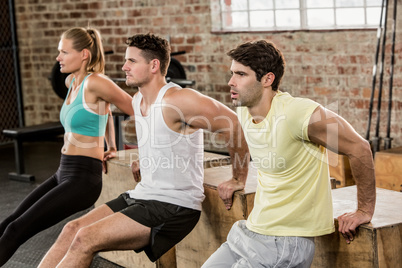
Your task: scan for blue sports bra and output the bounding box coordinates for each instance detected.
[60,74,108,137]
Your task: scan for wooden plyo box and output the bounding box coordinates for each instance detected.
[312,186,402,268]
[374,146,402,192]
[175,165,258,267]
[95,149,231,268]
[327,150,354,187]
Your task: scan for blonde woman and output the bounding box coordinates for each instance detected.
[0,27,133,266]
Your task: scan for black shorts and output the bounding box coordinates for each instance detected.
[106,193,201,262]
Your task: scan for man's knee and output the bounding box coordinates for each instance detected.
[68,226,95,252]
[62,219,85,238]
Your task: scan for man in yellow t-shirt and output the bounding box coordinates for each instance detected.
[203,40,376,267]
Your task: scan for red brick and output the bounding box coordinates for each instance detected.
[171,36,185,44]
[89,2,102,9]
[141,8,158,16]
[152,17,169,26]
[119,1,133,8]
[187,36,202,44]
[127,10,141,17]
[186,15,200,25]
[70,12,81,19]
[306,76,323,84]
[170,16,184,25]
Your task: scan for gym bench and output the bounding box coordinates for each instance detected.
[2,121,64,182]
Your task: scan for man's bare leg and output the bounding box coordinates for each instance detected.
[56,210,151,268]
[38,204,114,268]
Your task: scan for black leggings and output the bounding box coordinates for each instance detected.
[0,154,102,266]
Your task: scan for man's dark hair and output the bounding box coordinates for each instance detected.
[126,33,171,76]
[227,40,286,91]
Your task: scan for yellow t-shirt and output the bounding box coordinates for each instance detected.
[238,91,335,237]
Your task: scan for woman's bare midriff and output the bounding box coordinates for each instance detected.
[61,132,105,160]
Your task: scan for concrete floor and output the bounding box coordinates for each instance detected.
[0,141,123,268]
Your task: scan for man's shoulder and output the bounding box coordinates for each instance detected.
[276,91,317,107]
[163,87,202,106]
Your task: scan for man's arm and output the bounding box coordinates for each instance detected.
[308,106,376,243]
[166,88,250,209]
[216,118,250,210]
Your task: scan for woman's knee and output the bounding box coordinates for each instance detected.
[1,220,19,238]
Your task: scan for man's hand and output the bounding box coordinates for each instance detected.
[102,148,117,174]
[218,178,245,210]
[131,160,141,182]
[337,209,372,244]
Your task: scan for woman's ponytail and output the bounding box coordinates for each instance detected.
[86,28,105,74]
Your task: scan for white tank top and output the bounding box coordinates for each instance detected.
[126,82,205,210]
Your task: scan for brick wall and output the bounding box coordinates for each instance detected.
[14,0,402,149]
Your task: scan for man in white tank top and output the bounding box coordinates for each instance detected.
[39,34,250,267]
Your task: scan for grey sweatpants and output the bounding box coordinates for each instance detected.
[202,220,315,268]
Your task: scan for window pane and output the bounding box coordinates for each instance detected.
[307,9,334,27]
[231,0,248,10]
[276,10,300,27]
[366,7,382,25]
[366,0,382,7]
[223,11,249,28]
[221,0,248,12]
[336,8,364,25]
[336,0,363,7]
[306,0,334,8]
[250,11,274,27]
[275,0,299,9]
[250,0,273,10]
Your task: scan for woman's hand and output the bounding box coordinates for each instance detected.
[102,148,117,173]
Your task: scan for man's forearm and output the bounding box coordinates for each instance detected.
[227,122,249,184]
[348,146,376,217]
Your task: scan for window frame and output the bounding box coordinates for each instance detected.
[211,0,383,32]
